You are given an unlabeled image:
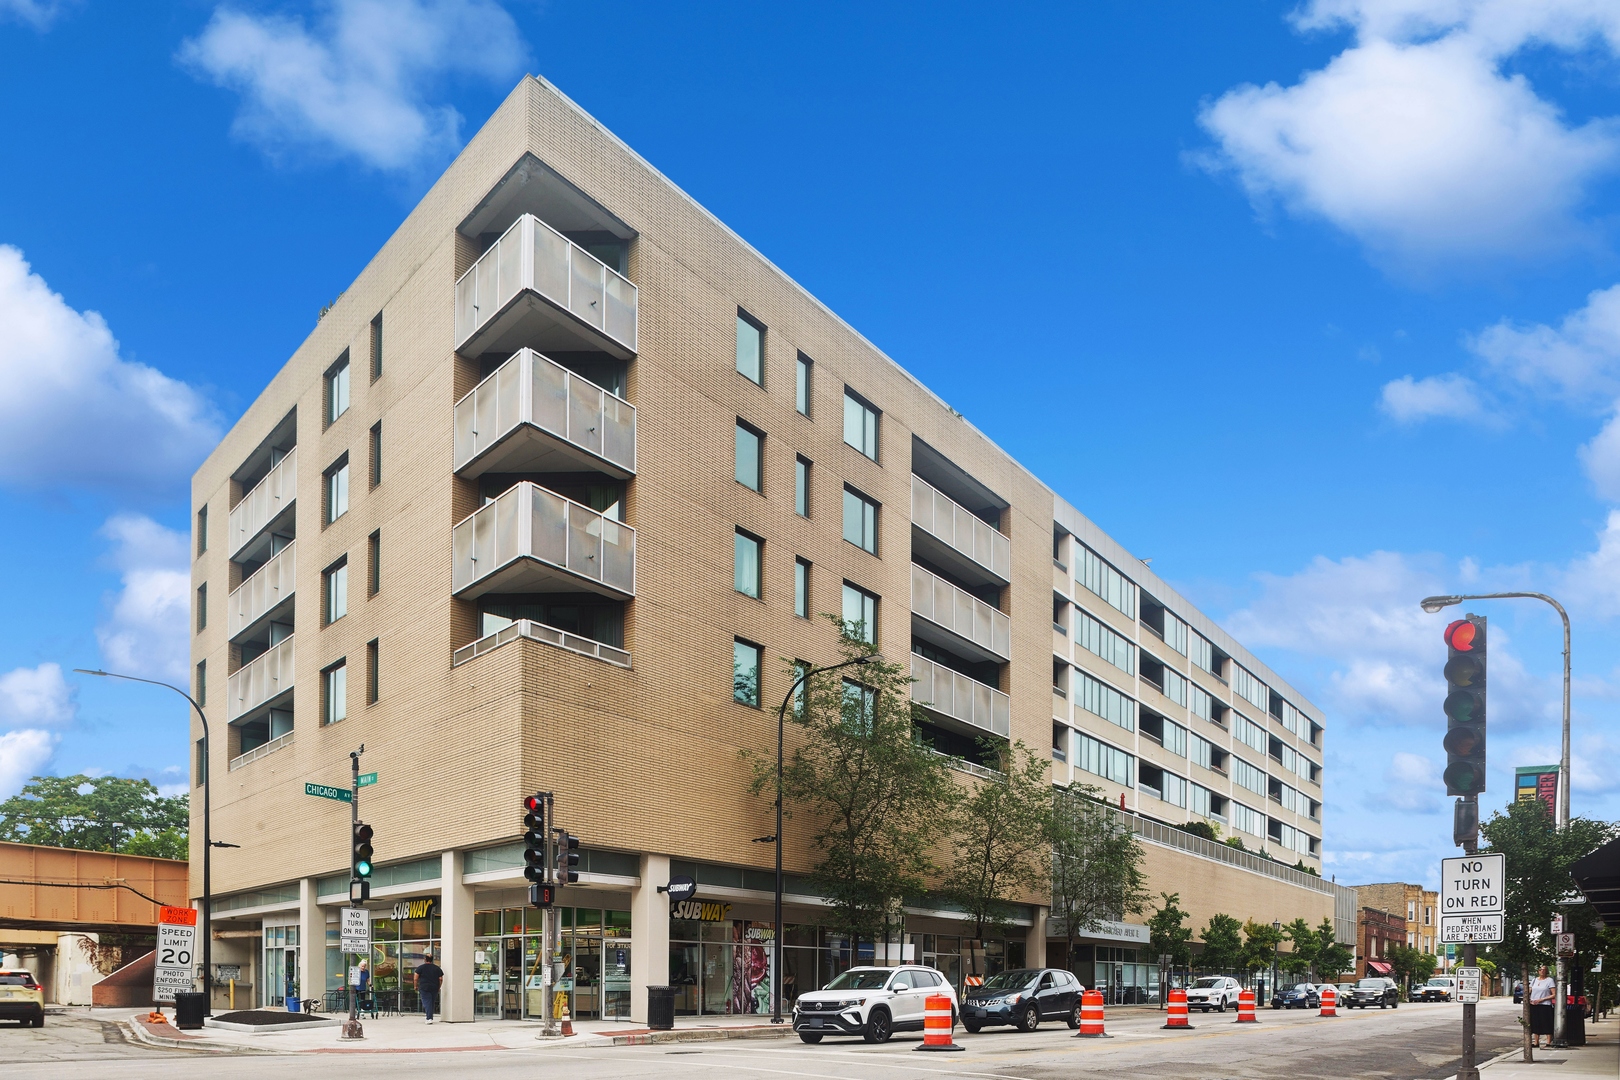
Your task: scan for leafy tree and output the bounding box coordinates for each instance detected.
[745,633,953,943]
[1049,784,1148,974]
[1387,943,1437,988]
[1314,918,1354,981]
[1176,820,1218,841]
[1147,892,1193,969]
[0,775,188,857]
[1280,917,1318,978]
[1199,913,1245,973]
[941,739,1054,942]
[1242,919,1285,980]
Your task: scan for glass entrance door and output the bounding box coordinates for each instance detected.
[502,937,523,1019]
[474,939,500,1017]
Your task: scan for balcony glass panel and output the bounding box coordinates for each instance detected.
[910,476,1010,581]
[228,540,295,638]
[227,635,295,721]
[451,481,635,597]
[452,350,635,477]
[228,447,297,556]
[910,564,1011,660]
[910,653,1011,738]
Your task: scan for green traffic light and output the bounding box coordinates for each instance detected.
[1443,760,1484,794]
[356,859,372,877]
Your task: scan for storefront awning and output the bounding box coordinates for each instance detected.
[1367,960,1393,974]
[1569,835,1620,927]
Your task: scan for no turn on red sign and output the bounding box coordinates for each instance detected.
[1440,854,1505,944]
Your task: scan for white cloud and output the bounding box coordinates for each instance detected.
[0,245,220,495]
[1198,0,1620,266]
[1472,283,1620,400]
[1379,373,1487,422]
[0,663,74,727]
[1563,509,1620,616]
[95,515,191,683]
[0,729,57,800]
[0,0,74,30]
[1578,405,1620,500]
[179,0,528,172]
[1383,751,1442,812]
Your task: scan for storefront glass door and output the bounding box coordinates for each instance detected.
[473,938,500,1018]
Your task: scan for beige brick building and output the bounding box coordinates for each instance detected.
[1354,882,1443,970]
[189,76,1350,1022]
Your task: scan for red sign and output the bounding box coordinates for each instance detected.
[1537,773,1558,816]
[159,905,197,926]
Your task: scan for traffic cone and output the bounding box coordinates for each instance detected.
[1075,989,1111,1038]
[1235,988,1259,1023]
[1163,988,1194,1029]
[914,994,964,1052]
[1320,986,1338,1017]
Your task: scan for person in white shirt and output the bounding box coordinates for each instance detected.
[1529,965,1556,1048]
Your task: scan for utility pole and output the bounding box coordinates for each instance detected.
[342,745,365,1041]
[1459,802,1480,1080]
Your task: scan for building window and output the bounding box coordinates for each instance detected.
[195,660,207,708]
[795,456,810,517]
[734,529,762,599]
[1190,632,1214,674]
[842,678,876,731]
[323,557,348,624]
[733,638,762,706]
[842,486,877,554]
[194,737,207,787]
[325,352,350,425]
[325,458,350,524]
[196,504,208,556]
[842,389,878,460]
[1076,608,1135,674]
[794,558,810,618]
[792,659,809,716]
[1232,665,1270,713]
[367,530,380,597]
[841,582,877,644]
[366,639,379,704]
[1231,756,1267,797]
[1076,543,1136,619]
[322,660,347,725]
[796,353,811,415]
[195,583,207,631]
[369,312,383,381]
[1074,730,1133,787]
[736,311,764,385]
[735,421,762,492]
[1230,801,1265,838]
[369,422,381,488]
[1074,669,1136,732]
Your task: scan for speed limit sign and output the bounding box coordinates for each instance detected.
[153,906,198,1002]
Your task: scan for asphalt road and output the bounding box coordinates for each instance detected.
[5,998,1534,1079]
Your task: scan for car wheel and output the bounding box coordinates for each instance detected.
[798,1032,823,1044]
[1017,1004,1040,1033]
[1379,1001,1387,1009]
[962,1020,982,1034]
[1067,1002,1081,1029]
[863,1008,892,1044]
[1217,998,1227,1013]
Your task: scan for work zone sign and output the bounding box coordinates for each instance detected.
[1440,854,1505,944]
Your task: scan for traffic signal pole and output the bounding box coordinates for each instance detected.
[1459,807,1480,1080]
[342,746,365,1041]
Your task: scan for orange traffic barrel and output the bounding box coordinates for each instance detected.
[1163,987,1194,1029]
[1074,989,1109,1038]
[1320,985,1338,1017]
[1235,988,1258,1023]
[915,994,964,1052]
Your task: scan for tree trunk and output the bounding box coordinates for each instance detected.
[1522,961,1533,1062]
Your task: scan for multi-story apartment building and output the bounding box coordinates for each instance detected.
[1355,882,1442,968]
[1358,907,1408,980]
[189,76,1347,1023]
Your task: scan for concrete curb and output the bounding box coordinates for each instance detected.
[603,1025,795,1046]
[125,1016,242,1053]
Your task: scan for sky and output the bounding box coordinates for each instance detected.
[1,0,1618,893]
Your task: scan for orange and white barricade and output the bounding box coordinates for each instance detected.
[1162,987,1194,1029]
[1074,989,1109,1038]
[1320,985,1338,1017]
[915,994,964,1052]
[1236,988,1258,1023]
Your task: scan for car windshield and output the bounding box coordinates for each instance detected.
[0,974,37,986]
[1284,984,1311,992]
[1193,978,1224,989]
[979,969,1038,991]
[1426,979,1451,986]
[1357,979,1384,988]
[823,969,892,991]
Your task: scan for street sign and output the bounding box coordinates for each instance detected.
[1457,966,1481,1004]
[358,772,377,787]
[153,906,197,1003]
[306,782,353,802]
[1440,854,1505,944]
[1556,933,1576,958]
[1551,914,1565,934]
[341,906,372,952]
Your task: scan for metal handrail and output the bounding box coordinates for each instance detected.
[451,618,631,668]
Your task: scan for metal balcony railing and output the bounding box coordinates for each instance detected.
[229,541,295,638]
[228,447,297,557]
[451,482,635,598]
[454,214,637,355]
[910,564,1011,660]
[910,652,1011,738]
[229,730,293,772]
[910,476,1010,581]
[451,618,631,669]
[453,349,634,477]
[227,636,294,722]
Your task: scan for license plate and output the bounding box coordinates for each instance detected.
[808,1018,823,1028]
[972,1007,986,1017]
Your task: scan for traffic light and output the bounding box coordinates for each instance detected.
[555,831,580,884]
[352,822,374,901]
[523,793,548,884]
[1442,616,1487,796]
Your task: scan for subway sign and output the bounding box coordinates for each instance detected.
[671,900,732,922]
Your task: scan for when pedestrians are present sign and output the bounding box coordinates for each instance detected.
[1440,854,1505,944]
[305,782,353,802]
[341,906,372,953]
[153,906,198,1003]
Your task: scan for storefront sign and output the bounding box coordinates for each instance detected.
[664,876,697,902]
[671,900,731,922]
[392,897,436,920]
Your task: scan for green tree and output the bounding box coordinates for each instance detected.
[0,775,188,857]
[745,634,953,943]
[1314,918,1354,981]
[1199,913,1245,973]
[941,739,1054,942]
[1387,943,1437,989]
[1242,919,1284,980]
[1280,917,1318,978]
[1147,892,1193,969]
[1176,820,1218,841]
[1049,784,1148,974]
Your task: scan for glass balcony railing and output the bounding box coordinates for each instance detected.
[910,563,1011,661]
[454,214,637,356]
[451,482,635,598]
[910,652,1011,738]
[228,447,296,557]
[227,635,294,722]
[911,476,1010,582]
[453,349,634,477]
[451,618,632,669]
[228,541,295,639]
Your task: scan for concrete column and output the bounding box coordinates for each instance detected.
[629,853,670,1024]
[440,849,475,1022]
[298,877,321,1008]
[1025,906,1048,969]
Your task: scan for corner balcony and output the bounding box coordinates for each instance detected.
[228,447,296,561]
[453,349,634,478]
[910,652,1010,739]
[455,214,637,359]
[451,482,635,600]
[911,476,1010,586]
[227,635,294,722]
[910,563,1010,664]
[228,541,295,641]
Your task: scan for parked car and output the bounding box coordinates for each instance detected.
[792,965,958,1044]
[1271,982,1321,1009]
[1346,977,1401,1009]
[1186,976,1242,1013]
[0,970,44,1027]
[960,967,1083,1033]
[1412,977,1459,1003]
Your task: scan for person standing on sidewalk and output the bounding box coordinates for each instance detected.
[1529,965,1556,1048]
[415,950,445,1024]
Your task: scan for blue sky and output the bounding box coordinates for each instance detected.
[1,0,1618,892]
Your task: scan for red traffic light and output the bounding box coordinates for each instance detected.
[524,794,543,812]
[1444,620,1478,651]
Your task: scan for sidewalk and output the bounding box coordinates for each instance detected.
[1479,1016,1619,1080]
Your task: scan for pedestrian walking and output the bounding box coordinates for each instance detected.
[415,949,444,1024]
[1529,965,1556,1048]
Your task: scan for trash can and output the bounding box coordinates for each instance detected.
[1563,1004,1586,1046]
[647,986,676,1031]
[173,992,207,1030]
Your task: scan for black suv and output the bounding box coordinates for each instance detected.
[960,968,1083,1032]
[1346,977,1401,1009]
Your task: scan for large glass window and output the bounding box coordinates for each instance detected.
[1231,801,1266,838]
[1161,718,1188,757]
[733,639,761,706]
[1190,632,1214,674]
[1232,665,1269,712]
[841,582,877,644]
[735,422,762,492]
[736,312,763,384]
[1231,756,1267,796]
[842,487,877,553]
[842,390,878,459]
[326,355,350,425]
[1162,610,1188,655]
[794,558,810,618]
[1076,544,1136,619]
[1161,667,1188,707]
[734,529,762,598]
[1074,731,1133,786]
[1074,670,1136,732]
[323,661,347,725]
[1236,715,1268,754]
[795,456,810,517]
[323,558,348,624]
[1076,608,1135,674]
[795,354,811,415]
[325,460,350,523]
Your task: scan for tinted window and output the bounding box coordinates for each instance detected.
[825,969,891,991]
[980,969,1038,990]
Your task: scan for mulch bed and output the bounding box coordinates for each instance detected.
[211,1010,333,1026]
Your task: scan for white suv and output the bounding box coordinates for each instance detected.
[792,965,958,1044]
[1185,976,1242,1012]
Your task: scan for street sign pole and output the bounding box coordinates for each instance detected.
[1443,833,1502,1080]
[342,745,365,1041]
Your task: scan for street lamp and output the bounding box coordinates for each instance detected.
[1418,592,1572,1046]
[770,653,875,1023]
[1272,919,1281,1002]
[75,668,217,1015]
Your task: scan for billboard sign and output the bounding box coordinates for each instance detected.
[1515,765,1558,820]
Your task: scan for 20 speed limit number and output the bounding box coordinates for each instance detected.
[153,906,198,1002]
